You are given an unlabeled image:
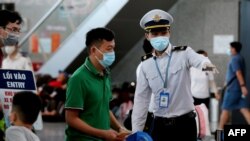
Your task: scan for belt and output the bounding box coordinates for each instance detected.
[154,111,196,125]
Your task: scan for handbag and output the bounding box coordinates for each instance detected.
[195,103,211,139]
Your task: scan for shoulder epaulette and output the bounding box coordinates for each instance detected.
[172,46,187,52]
[141,53,153,61]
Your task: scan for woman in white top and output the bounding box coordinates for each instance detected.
[2,44,33,71]
[190,50,219,109]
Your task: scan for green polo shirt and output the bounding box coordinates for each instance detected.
[65,57,112,141]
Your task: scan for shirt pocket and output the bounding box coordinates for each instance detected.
[147,74,162,94]
[170,65,183,74]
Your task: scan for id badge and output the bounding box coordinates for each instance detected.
[159,91,169,108]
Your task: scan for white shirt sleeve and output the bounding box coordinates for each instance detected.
[132,63,152,132]
[136,63,142,78]
[136,62,154,113]
[186,47,211,70]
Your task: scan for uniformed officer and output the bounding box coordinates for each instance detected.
[131,9,218,141]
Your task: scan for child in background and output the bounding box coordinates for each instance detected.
[6,91,41,141]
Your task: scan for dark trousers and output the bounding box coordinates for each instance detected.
[143,112,154,133]
[193,97,210,110]
[151,111,197,141]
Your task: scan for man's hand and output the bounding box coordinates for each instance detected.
[103,129,125,141]
[118,127,132,138]
[241,86,248,98]
[202,63,219,73]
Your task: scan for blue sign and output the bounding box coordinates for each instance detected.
[0,69,36,90]
[126,131,153,141]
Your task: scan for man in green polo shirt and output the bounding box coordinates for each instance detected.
[65,28,130,141]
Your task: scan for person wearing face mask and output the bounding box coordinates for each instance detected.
[65,28,131,141]
[2,43,33,71]
[0,10,23,68]
[218,41,250,130]
[190,50,220,109]
[131,9,218,141]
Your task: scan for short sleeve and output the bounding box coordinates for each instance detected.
[231,57,241,72]
[185,47,211,70]
[65,75,85,110]
[6,127,26,141]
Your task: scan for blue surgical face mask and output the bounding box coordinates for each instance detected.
[3,32,19,46]
[150,36,169,51]
[95,47,115,68]
[226,48,231,56]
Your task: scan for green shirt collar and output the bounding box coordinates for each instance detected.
[84,57,110,76]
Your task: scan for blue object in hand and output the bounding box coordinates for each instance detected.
[126,131,153,141]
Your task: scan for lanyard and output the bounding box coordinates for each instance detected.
[154,52,172,88]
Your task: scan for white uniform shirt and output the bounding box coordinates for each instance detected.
[6,126,40,141]
[2,53,33,71]
[132,44,211,132]
[190,67,215,99]
[136,63,154,112]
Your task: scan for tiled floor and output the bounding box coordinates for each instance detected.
[36,122,66,141]
[36,121,217,141]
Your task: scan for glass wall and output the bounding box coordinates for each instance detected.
[19,0,103,71]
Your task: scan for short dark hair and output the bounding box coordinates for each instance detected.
[142,39,153,54]
[12,91,41,124]
[0,10,23,27]
[196,50,207,54]
[230,41,242,53]
[85,27,115,53]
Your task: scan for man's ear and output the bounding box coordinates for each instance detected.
[145,33,150,41]
[90,46,96,54]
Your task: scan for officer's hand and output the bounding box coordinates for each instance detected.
[202,62,219,73]
[118,127,132,138]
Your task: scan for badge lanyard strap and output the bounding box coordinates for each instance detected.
[154,51,172,88]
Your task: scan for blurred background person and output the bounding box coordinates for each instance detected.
[0,10,22,68]
[40,70,69,118]
[2,43,33,71]
[190,50,220,109]
[218,41,250,129]
[116,82,133,125]
[190,50,220,138]
[110,87,121,116]
[0,10,23,140]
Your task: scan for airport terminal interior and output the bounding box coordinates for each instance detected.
[0,0,250,141]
